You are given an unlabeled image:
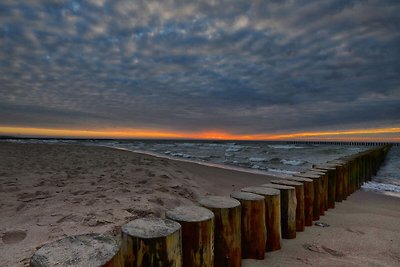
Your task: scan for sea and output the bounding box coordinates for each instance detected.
[3,138,400,194]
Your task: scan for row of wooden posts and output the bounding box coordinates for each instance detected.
[30,145,392,267]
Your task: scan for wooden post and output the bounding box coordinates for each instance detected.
[283,176,314,226]
[231,191,266,260]
[348,157,357,194]
[30,234,122,267]
[270,179,305,232]
[306,169,328,212]
[294,172,322,220]
[241,186,281,251]
[313,165,336,209]
[121,217,182,267]
[328,160,346,202]
[199,196,241,267]
[261,183,296,239]
[336,157,352,199]
[166,206,214,267]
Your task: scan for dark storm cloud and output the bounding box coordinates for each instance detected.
[1,0,399,134]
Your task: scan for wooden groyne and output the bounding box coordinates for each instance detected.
[286,141,399,146]
[30,145,392,267]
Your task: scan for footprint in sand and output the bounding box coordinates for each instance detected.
[303,243,345,257]
[346,228,365,235]
[1,230,27,244]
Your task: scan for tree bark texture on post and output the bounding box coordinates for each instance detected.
[307,169,329,212]
[166,206,214,267]
[241,186,281,251]
[270,179,305,232]
[231,191,266,260]
[283,176,314,226]
[261,183,297,239]
[294,172,321,220]
[120,217,182,267]
[199,196,241,267]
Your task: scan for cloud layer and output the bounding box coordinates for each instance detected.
[1,0,400,135]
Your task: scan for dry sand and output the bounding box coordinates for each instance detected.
[0,142,399,267]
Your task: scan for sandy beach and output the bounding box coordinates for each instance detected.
[0,142,399,267]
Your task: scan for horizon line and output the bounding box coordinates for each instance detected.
[0,125,399,142]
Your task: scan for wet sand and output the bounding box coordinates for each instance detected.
[0,142,399,266]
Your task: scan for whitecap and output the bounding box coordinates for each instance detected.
[267,168,300,175]
[362,181,400,193]
[268,145,304,149]
[249,157,268,162]
[280,159,305,166]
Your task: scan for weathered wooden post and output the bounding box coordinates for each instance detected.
[306,169,328,212]
[261,183,296,239]
[231,191,266,260]
[283,176,314,226]
[199,196,241,267]
[295,172,322,219]
[166,206,214,267]
[344,156,354,195]
[355,156,361,189]
[313,164,337,209]
[30,234,122,267]
[328,160,346,202]
[270,179,305,232]
[337,157,350,199]
[241,186,281,251]
[121,217,182,267]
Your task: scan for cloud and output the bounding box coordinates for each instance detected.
[0,0,399,135]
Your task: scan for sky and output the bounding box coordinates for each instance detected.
[1,0,400,141]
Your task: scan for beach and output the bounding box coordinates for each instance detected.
[0,142,399,266]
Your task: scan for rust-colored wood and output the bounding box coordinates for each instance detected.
[199,196,241,267]
[283,176,314,226]
[328,160,346,202]
[120,217,182,267]
[315,164,337,209]
[231,191,266,260]
[241,186,281,251]
[294,172,321,220]
[307,169,329,212]
[166,206,214,267]
[261,183,296,239]
[30,234,122,267]
[270,179,305,232]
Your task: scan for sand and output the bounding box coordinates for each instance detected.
[0,142,399,267]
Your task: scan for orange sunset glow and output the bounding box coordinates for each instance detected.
[1,126,399,142]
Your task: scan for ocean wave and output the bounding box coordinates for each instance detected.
[267,168,300,175]
[225,147,241,152]
[280,159,305,166]
[268,144,304,149]
[268,157,282,163]
[362,181,400,193]
[169,152,192,158]
[249,157,268,162]
[251,164,267,170]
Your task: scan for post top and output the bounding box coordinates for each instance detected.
[122,217,181,239]
[241,186,280,196]
[199,196,241,209]
[30,234,119,267]
[271,179,303,186]
[284,176,313,182]
[328,159,346,165]
[314,164,336,170]
[307,168,327,174]
[166,206,214,222]
[230,191,265,201]
[262,183,295,190]
[295,172,321,178]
